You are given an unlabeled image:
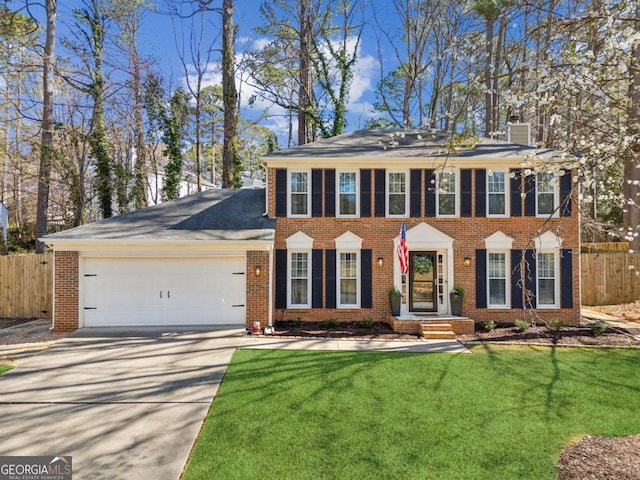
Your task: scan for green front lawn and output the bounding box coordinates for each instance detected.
[0,365,12,375]
[184,346,640,480]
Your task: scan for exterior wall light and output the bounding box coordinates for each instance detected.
[255,265,262,277]
[463,257,472,267]
[377,257,384,267]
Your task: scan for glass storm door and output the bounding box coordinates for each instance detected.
[409,251,437,312]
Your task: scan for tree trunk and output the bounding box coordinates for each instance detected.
[298,0,313,145]
[35,0,56,253]
[132,42,147,209]
[484,16,495,137]
[221,0,237,188]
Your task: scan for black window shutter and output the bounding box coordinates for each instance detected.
[324,169,336,217]
[275,169,287,217]
[360,169,371,217]
[410,169,422,217]
[311,169,323,217]
[560,248,573,308]
[560,172,572,217]
[476,249,487,308]
[511,249,523,309]
[461,169,473,217]
[524,174,536,216]
[424,169,436,217]
[275,249,287,309]
[475,169,486,217]
[361,249,373,308]
[510,169,522,217]
[374,169,386,217]
[524,249,537,307]
[325,249,337,308]
[312,249,323,308]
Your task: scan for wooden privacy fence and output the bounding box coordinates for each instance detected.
[581,252,640,306]
[0,253,53,319]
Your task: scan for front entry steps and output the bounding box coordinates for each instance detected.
[420,322,456,340]
[388,315,474,335]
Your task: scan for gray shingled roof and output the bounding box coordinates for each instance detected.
[44,188,274,243]
[264,128,558,161]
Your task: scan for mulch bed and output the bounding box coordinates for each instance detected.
[270,320,419,340]
[558,435,640,480]
[458,324,640,348]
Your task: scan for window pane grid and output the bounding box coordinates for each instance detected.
[290,252,309,306]
[488,252,507,306]
[488,172,506,215]
[537,252,556,305]
[339,253,358,306]
[339,172,357,215]
[437,172,456,215]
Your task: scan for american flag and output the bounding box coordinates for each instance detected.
[398,221,409,275]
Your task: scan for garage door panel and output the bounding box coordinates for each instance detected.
[82,257,246,327]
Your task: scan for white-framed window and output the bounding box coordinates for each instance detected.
[289,171,310,217]
[437,171,457,217]
[338,251,359,307]
[536,172,558,217]
[537,251,558,307]
[337,171,358,217]
[288,251,310,308]
[387,171,407,217]
[487,171,508,217]
[487,251,509,308]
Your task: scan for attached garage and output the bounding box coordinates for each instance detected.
[43,188,275,332]
[82,256,246,327]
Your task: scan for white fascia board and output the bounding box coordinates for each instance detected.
[42,238,274,255]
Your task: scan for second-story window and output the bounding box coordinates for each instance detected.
[387,172,407,216]
[289,171,309,216]
[487,171,507,216]
[338,171,357,216]
[437,171,457,216]
[536,172,557,217]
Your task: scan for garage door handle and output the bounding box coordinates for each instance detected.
[167,291,170,298]
[160,291,162,298]
[232,304,244,308]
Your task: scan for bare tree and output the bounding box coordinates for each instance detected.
[35,0,56,252]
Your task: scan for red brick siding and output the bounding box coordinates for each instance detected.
[267,167,581,326]
[246,250,271,328]
[53,251,79,332]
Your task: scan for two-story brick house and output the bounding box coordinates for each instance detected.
[263,128,580,333]
[44,128,580,333]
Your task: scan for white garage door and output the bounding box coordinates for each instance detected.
[82,256,246,327]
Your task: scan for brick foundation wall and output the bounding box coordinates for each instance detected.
[53,251,79,332]
[268,167,581,327]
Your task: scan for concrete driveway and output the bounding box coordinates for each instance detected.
[0,327,243,480]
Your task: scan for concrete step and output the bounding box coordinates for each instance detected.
[421,330,457,340]
[420,322,453,332]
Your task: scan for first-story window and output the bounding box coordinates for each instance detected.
[290,171,309,216]
[487,251,508,307]
[289,251,310,307]
[338,252,359,307]
[537,251,557,307]
[437,171,457,216]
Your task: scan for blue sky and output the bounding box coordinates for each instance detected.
[18,1,404,140]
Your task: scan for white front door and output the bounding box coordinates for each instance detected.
[82,256,246,327]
